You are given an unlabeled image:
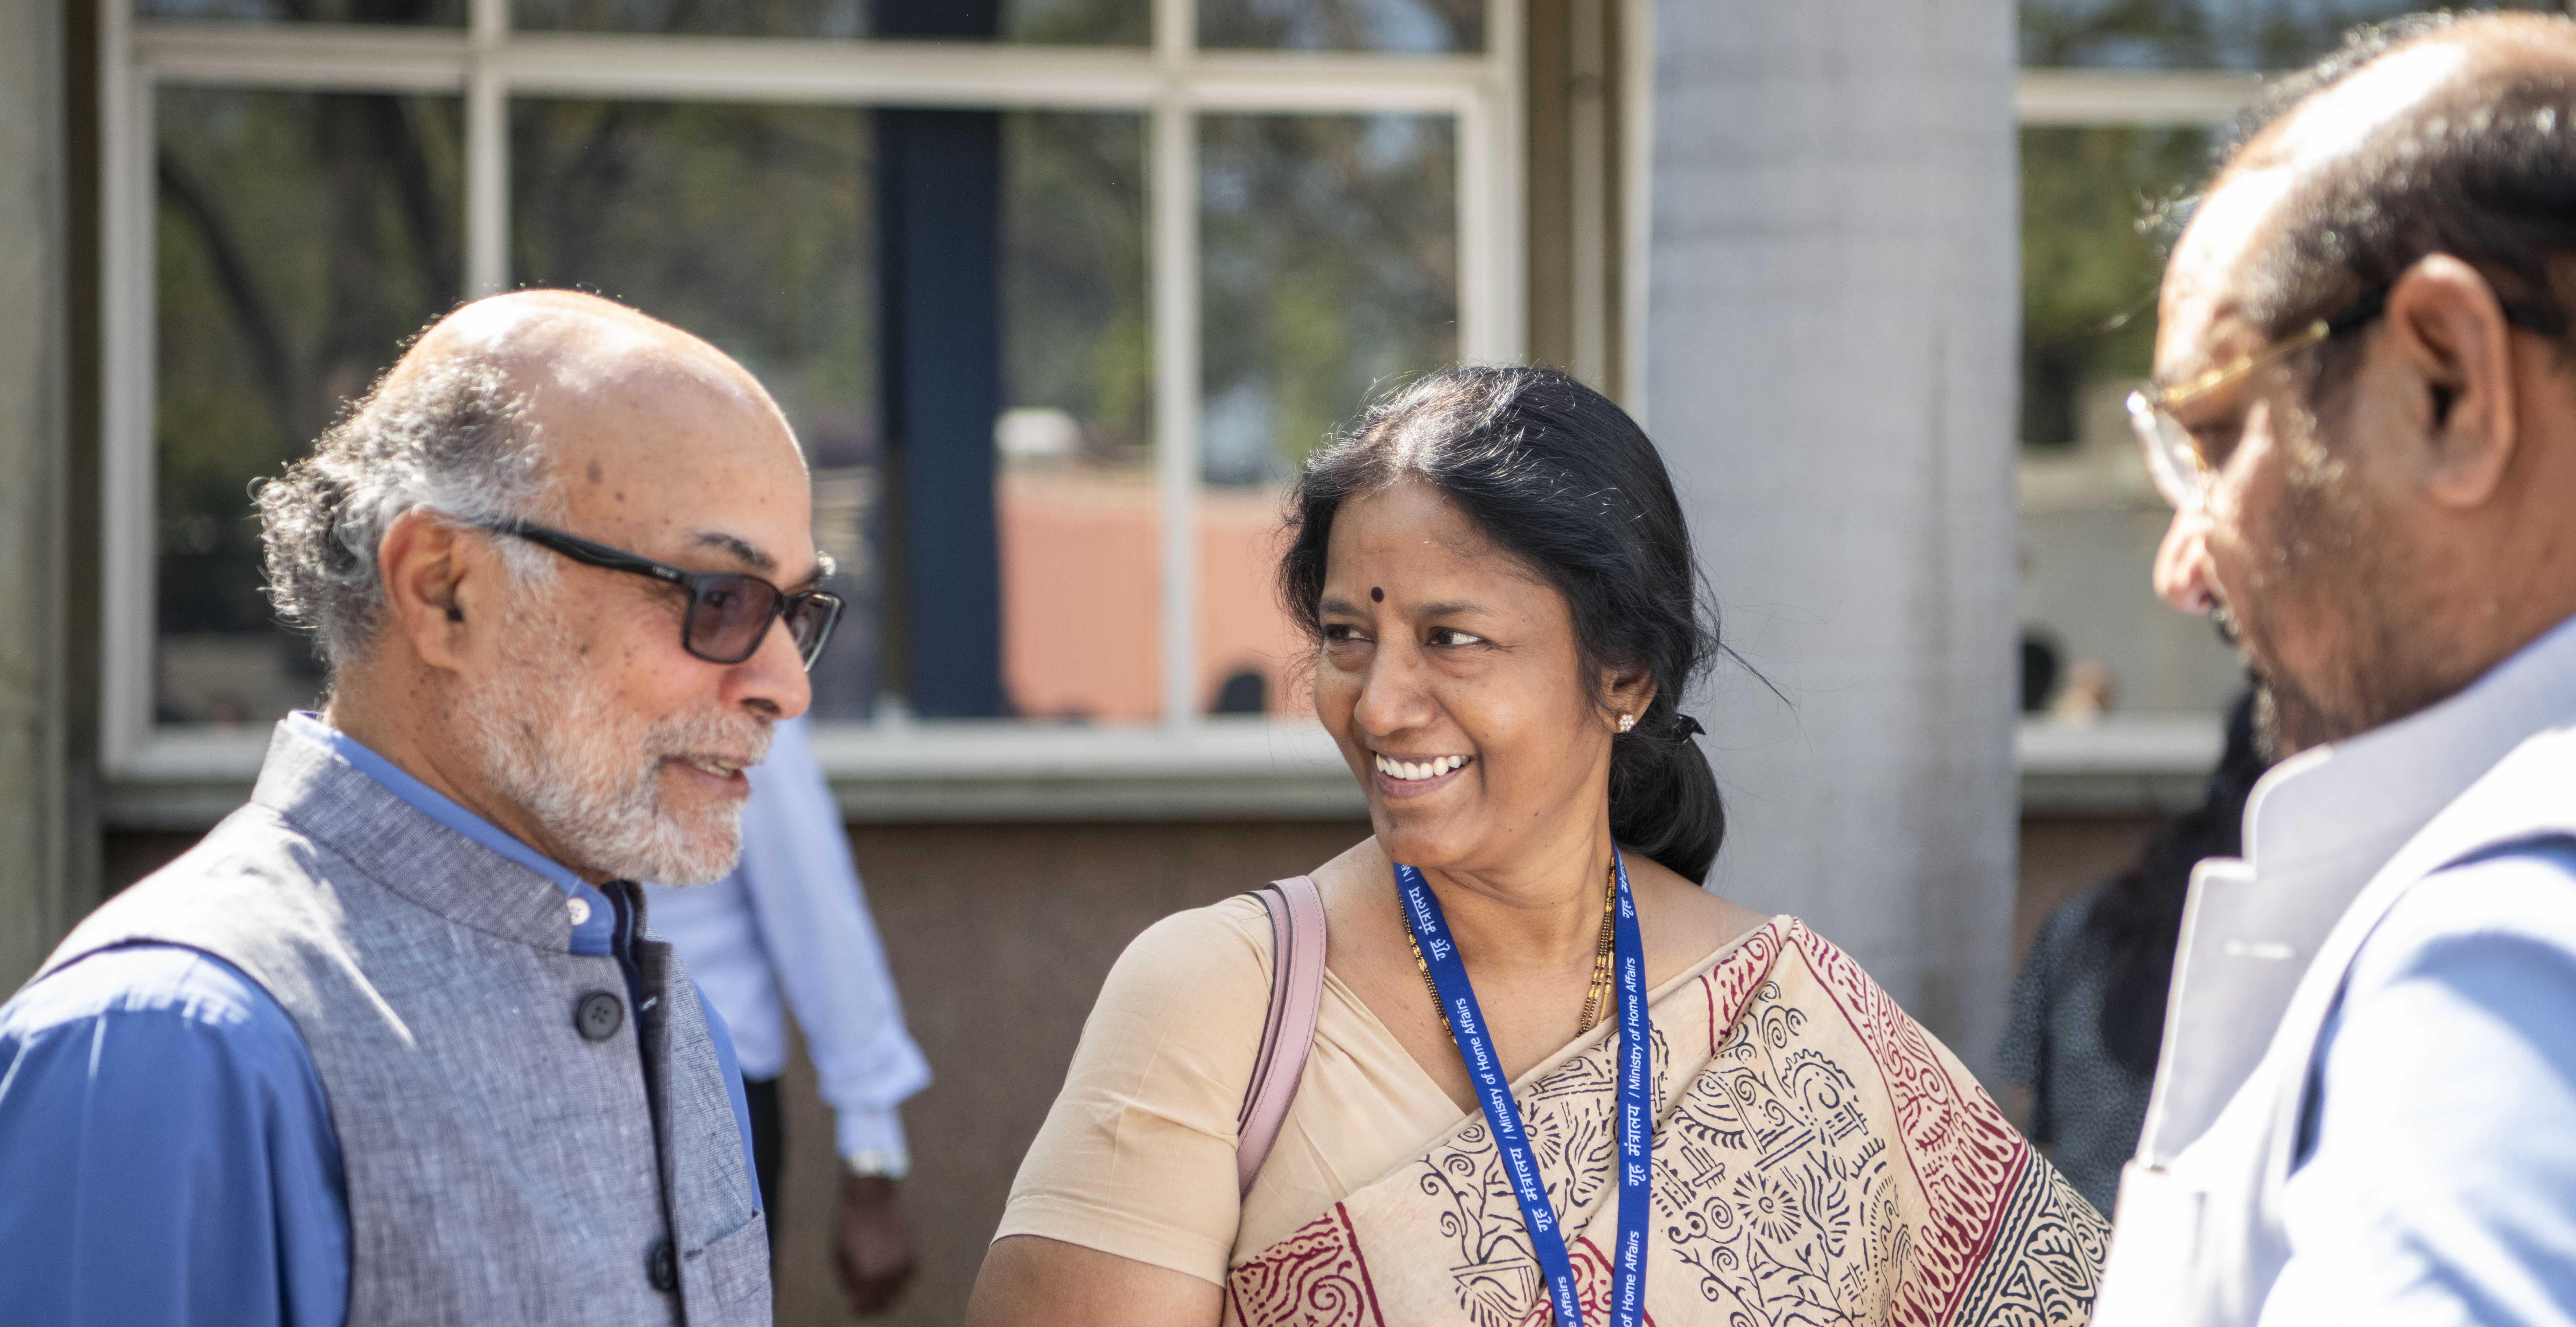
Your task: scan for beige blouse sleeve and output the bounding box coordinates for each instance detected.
[994,894,1275,1285]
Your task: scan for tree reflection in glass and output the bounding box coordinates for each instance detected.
[2019,125,2209,450]
[1195,112,1456,718]
[2019,0,2560,70]
[1200,113,1456,487]
[154,88,463,727]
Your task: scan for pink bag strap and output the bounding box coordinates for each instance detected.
[1236,875,1327,1196]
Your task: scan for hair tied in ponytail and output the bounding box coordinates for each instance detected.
[1672,713,1706,739]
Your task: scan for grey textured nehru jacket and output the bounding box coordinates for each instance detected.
[37,721,769,1325]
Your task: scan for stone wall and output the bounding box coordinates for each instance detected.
[0,0,73,992]
[1643,0,2024,1074]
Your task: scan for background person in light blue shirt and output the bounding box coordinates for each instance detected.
[645,713,932,1315]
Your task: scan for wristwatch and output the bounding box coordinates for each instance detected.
[842,1147,911,1182]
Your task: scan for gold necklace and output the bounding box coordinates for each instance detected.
[1577,868,1619,1033]
[1406,861,1621,1040]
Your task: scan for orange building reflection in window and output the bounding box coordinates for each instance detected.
[998,468,1304,723]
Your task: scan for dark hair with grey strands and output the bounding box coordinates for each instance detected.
[256,354,558,673]
[2219,11,2576,399]
[1276,365,1735,883]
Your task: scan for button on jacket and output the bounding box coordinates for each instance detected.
[0,716,766,1326]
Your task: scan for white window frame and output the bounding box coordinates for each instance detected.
[98,0,1527,810]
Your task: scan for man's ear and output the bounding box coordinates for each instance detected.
[2383,253,2520,509]
[376,510,484,673]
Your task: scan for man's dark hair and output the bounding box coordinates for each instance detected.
[2219,12,2576,393]
[1276,366,1733,883]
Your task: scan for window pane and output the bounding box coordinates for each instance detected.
[998,113,1156,723]
[154,88,463,728]
[2020,0,2558,69]
[140,0,464,22]
[511,99,883,716]
[1199,0,1483,52]
[1198,113,1456,717]
[2021,125,2203,450]
[2017,124,2241,716]
[514,0,1148,43]
[511,103,1150,724]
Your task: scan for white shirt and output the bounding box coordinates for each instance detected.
[644,717,933,1163]
[2098,612,2576,1325]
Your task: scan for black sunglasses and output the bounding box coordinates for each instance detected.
[476,519,845,670]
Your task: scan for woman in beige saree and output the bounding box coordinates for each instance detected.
[968,368,2106,1327]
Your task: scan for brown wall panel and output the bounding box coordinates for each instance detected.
[770,819,1368,1326]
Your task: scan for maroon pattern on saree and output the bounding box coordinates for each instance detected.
[1225,920,2106,1327]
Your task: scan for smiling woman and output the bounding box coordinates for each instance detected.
[968,367,2110,1327]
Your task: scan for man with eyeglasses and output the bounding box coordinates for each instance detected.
[0,291,843,1325]
[2094,13,2576,1326]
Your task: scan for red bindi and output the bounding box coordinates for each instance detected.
[1370,586,1384,602]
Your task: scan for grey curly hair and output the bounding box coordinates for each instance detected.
[256,356,560,672]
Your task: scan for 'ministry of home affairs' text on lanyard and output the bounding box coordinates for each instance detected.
[1394,850,1650,1327]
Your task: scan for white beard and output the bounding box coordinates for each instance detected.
[457,608,772,885]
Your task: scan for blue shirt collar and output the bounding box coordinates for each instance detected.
[286,712,619,956]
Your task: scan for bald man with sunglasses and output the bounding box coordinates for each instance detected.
[0,291,839,1325]
[2094,14,2576,1327]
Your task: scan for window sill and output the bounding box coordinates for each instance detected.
[804,718,1365,821]
[100,718,1371,829]
[100,714,2229,830]
[2016,713,2225,816]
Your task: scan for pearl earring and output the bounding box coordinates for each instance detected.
[1618,714,1636,733]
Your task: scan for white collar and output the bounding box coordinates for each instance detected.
[2244,610,2576,880]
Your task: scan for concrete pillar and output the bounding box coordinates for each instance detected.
[1645,0,2021,1073]
[0,0,73,990]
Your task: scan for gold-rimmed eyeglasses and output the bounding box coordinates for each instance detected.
[2123,289,2388,510]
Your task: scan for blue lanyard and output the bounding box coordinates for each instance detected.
[1396,850,1650,1327]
